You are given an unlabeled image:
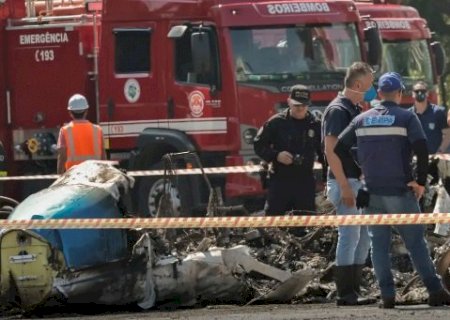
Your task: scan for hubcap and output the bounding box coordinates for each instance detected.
[147,178,181,217]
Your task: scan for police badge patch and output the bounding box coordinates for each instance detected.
[429,123,435,130]
[308,129,315,138]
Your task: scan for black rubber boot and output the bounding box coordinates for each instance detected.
[428,289,450,306]
[379,296,395,309]
[334,265,358,306]
[353,264,376,305]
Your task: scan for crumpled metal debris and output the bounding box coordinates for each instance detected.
[149,244,315,307]
[52,160,134,200]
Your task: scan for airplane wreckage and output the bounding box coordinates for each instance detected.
[0,155,449,312]
[0,159,316,310]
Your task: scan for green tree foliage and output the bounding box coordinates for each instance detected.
[404,0,450,106]
[404,0,450,42]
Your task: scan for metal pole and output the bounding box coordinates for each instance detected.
[93,12,100,124]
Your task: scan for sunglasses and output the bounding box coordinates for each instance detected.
[413,89,427,94]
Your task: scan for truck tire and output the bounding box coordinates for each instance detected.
[136,162,194,217]
[0,196,19,219]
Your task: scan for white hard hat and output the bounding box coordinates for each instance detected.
[67,94,89,112]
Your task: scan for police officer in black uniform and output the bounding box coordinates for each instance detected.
[254,85,324,221]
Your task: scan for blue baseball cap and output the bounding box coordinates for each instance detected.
[378,72,405,93]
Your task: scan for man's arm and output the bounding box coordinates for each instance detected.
[323,108,356,207]
[439,128,450,153]
[408,139,428,200]
[254,121,280,163]
[56,128,66,174]
[325,136,355,207]
[438,108,450,152]
[408,114,429,199]
[328,121,358,207]
[57,148,67,174]
[314,122,327,181]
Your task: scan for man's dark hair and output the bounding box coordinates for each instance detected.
[344,62,373,88]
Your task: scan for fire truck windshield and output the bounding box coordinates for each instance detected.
[378,39,434,88]
[230,23,361,84]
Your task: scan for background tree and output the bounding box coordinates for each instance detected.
[404,0,450,107]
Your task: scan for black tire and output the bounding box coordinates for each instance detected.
[0,196,19,219]
[136,162,195,217]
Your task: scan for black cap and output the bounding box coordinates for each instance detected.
[289,85,311,105]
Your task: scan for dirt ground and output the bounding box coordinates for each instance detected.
[4,303,449,320]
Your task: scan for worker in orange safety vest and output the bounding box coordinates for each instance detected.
[56,94,106,174]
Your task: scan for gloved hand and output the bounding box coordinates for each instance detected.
[356,187,370,209]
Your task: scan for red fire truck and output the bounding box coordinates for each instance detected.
[355,0,446,106]
[0,0,381,216]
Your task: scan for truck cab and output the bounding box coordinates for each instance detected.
[355,0,446,107]
[99,0,381,216]
[0,0,381,216]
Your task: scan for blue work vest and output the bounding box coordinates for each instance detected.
[355,102,416,195]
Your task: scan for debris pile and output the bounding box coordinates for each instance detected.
[151,217,450,306]
[1,160,449,316]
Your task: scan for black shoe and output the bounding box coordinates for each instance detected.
[334,265,358,306]
[379,296,395,309]
[428,289,450,306]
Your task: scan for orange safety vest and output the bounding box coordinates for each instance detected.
[61,121,103,170]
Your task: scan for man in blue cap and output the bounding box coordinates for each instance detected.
[334,72,450,308]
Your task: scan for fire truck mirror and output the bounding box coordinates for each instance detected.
[431,41,447,77]
[191,31,212,76]
[364,25,382,69]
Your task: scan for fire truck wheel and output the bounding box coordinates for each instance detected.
[137,163,193,218]
[0,196,19,219]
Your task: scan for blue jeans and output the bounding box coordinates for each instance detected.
[326,178,370,266]
[364,192,443,298]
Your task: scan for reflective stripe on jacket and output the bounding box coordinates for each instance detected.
[61,121,103,170]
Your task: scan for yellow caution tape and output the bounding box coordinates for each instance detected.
[0,213,449,229]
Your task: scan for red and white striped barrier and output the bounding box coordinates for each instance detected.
[0,163,323,181]
[0,213,449,229]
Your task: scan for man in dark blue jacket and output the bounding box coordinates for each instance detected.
[409,81,448,154]
[335,72,450,308]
